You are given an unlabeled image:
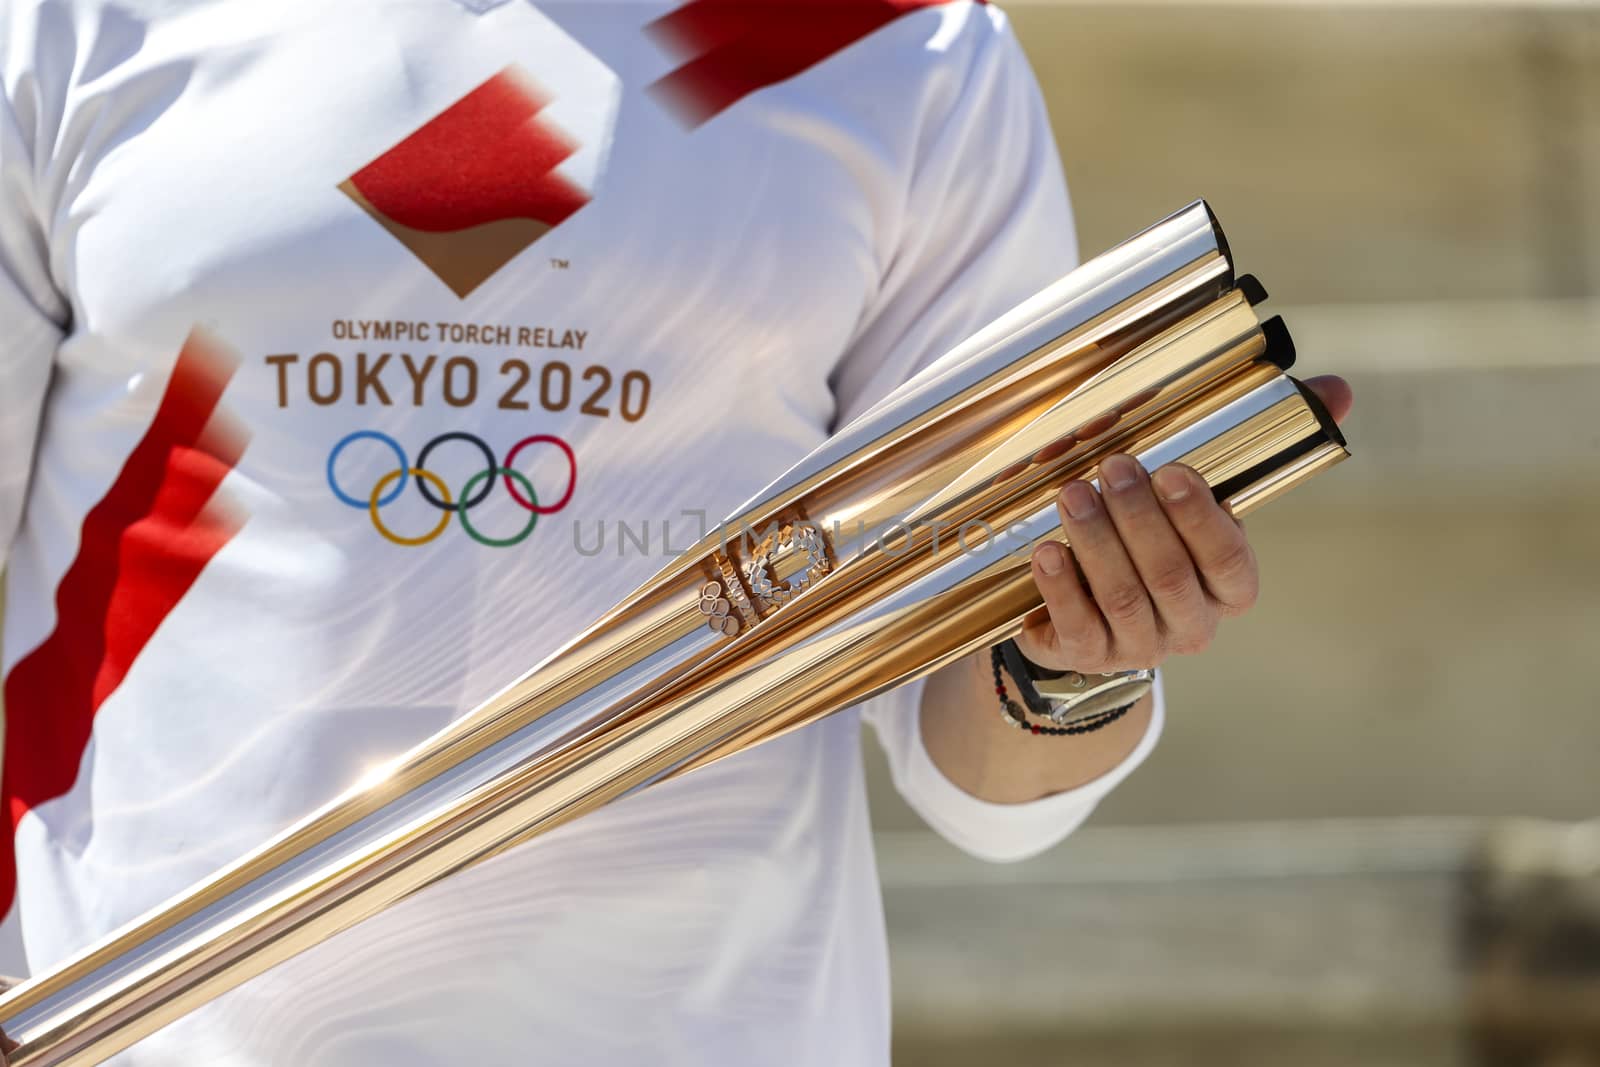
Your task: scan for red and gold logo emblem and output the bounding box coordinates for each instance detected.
[341,66,593,298]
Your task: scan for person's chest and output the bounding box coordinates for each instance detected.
[34,0,904,553]
[13,0,936,715]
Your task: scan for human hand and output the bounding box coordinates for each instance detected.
[1017,375,1354,673]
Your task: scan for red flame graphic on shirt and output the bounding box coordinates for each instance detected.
[341,66,590,297]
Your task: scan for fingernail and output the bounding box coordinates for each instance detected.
[1062,481,1099,520]
[1036,542,1066,576]
[1101,454,1139,492]
[1153,466,1191,503]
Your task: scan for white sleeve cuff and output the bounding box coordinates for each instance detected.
[863,672,1164,863]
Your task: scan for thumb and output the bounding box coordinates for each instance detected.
[1302,374,1354,425]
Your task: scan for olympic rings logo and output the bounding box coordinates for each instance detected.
[327,430,577,547]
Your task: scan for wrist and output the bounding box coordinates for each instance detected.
[996,639,1154,728]
[918,650,1157,804]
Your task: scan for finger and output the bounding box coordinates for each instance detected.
[1303,374,1354,425]
[1058,478,1161,666]
[1022,539,1111,671]
[1151,464,1259,615]
[1098,454,1216,655]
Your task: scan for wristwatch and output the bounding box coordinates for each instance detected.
[996,640,1154,727]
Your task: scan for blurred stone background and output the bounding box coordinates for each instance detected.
[868,2,1600,1064]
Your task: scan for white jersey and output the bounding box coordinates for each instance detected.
[0,2,1161,1063]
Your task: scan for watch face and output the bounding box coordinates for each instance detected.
[1032,669,1090,694]
[1043,675,1156,726]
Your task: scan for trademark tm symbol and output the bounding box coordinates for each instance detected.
[550,258,570,270]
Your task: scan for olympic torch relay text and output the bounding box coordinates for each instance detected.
[328,319,589,349]
[261,318,649,416]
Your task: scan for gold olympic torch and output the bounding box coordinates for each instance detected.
[0,202,1349,1065]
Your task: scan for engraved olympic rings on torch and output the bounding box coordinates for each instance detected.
[696,521,833,639]
[697,581,741,637]
[327,430,577,547]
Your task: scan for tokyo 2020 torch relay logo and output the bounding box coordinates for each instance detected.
[340,65,597,298]
[326,430,577,547]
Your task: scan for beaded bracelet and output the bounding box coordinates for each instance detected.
[989,647,1132,737]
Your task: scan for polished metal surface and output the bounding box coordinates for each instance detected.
[1036,670,1158,726]
[0,202,1348,1066]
